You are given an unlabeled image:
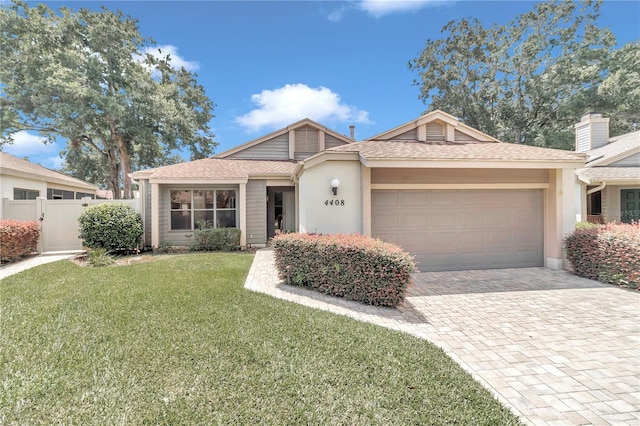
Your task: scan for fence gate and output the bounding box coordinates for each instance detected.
[2,197,140,253]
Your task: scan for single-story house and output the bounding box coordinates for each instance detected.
[574,113,640,224]
[1,152,99,218]
[132,110,585,272]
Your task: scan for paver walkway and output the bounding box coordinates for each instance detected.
[245,248,640,426]
[0,252,78,280]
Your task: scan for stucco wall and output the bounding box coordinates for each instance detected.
[1,175,47,218]
[372,168,549,184]
[298,161,362,235]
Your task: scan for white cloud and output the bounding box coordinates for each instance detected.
[235,84,372,133]
[358,0,449,18]
[139,45,200,72]
[325,5,348,22]
[2,131,57,156]
[46,156,65,170]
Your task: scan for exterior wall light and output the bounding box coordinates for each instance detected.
[330,178,340,196]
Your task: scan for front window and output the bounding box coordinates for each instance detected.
[14,188,39,200]
[170,189,237,230]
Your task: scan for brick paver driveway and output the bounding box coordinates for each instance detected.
[245,249,640,425]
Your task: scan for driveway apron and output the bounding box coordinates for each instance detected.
[245,249,640,425]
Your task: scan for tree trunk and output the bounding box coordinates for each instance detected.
[104,145,121,199]
[109,120,132,199]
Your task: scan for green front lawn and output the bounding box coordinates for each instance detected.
[1,253,521,425]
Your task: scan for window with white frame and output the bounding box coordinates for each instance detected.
[170,189,237,230]
[14,188,40,200]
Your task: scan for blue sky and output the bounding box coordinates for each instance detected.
[4,0,640,169]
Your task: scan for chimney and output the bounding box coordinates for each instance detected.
[349,125,355,141]
[574,112,609,152]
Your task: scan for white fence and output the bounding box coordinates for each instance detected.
[2,197,141,253]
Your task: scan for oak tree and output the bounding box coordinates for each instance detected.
[1,1,216,198]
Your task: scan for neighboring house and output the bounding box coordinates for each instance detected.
[574,113,640,224]
[1,152,99,218]
[133,110,585,272]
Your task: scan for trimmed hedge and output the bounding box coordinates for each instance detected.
[190,228,241,252]
[0,220,40,262]
[564,222,640,288]
[273,233,416,307]
[78,203,143,252]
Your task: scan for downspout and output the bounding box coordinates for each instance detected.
[586,182,606,195]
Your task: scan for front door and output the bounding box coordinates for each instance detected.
[267,187,296,239]
[620,189,640,223]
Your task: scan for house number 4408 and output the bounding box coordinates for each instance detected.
[324,199,345,206]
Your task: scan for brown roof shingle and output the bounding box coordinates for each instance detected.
[138,158,298,180]
[329,140,585,162]
[0,152,98,190]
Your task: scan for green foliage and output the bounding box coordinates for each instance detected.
[0,219,40,262]
[78,203,143,252]
[189,228,241,252]
[85,248,114,267]
[564,222,640,288]
[575,221,600,230]
[273,233,416,307]
[0,1,216,198]
[410,0,639,149]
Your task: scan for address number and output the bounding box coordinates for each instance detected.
[324,199,345,206]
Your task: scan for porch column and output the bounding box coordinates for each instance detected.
[151,182,160,249]
[239,183,247,248]
[545,169,575,270]
[361,165,371,236]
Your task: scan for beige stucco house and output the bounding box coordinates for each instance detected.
[132,110,585,272]
[574,113,640,224]
[1,152,99,218]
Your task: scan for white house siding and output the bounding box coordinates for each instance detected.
[225,134,289,160]
[246,180,267,246]
[298,160,362,235]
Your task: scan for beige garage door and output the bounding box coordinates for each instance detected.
[372,189,543,272]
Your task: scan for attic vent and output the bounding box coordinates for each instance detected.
[294,126,319,160]
[425,123,444,140]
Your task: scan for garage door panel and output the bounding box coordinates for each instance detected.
[401,210,430,227]
[372,189,543,272]
[487,230,515,248]
[399,191,430,207]
[431,211,461,227]
[372,191,398,207]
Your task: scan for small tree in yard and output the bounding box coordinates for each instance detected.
[78,204,143,252]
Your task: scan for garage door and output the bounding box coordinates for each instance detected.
[372,189,543,272]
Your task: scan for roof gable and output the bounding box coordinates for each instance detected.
[214,118,353,160]
[585,130,640,167]
[368,110,501,143]
[0,152,98,190]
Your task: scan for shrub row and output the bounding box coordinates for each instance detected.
[0,220,40,262]
[190,228,241,252]
[78,203,143,252]
[273,233,416,307]
[564,222,640,288]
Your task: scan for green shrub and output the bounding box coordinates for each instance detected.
[86,248,114,267]
[78,203,143,252]
[564,222,640,288]
[189,228,241,252]
[0,219,40,262]
[273,233,415,307]
[575,221,600,230]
